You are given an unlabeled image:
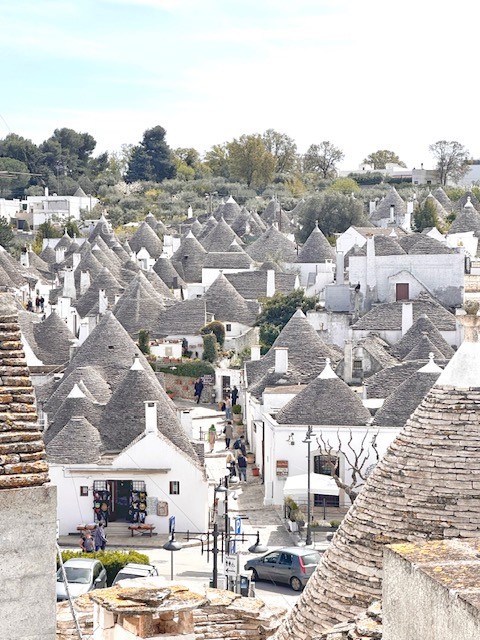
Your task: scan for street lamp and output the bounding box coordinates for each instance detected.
[303,425,315,546]
[162,529,183,581]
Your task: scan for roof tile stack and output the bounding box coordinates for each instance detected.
[0,294,49,489]
[274,312,480,639]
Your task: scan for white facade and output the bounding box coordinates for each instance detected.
[26,193,98,228]
[0,198,20,222]
[50,430,208,535]
[151,340,183,360]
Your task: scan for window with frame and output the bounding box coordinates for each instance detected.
[225,323,232,332]
[169,481,180,495]
[314,454,338,476]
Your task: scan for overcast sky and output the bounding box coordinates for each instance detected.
[2,0,478,169]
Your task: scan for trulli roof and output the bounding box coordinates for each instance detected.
[128,221,164,258]
[295,224,335,263]
[245,226,297,262]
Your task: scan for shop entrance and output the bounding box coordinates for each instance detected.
[110,480,132,521]
[93,480,147,523]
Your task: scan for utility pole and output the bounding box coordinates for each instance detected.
[212,522,219,588]
[303,425,315,546]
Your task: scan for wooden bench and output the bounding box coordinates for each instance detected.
[128,524,155,537]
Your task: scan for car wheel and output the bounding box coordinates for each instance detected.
[251,569,259,582]
[290,576,303,592]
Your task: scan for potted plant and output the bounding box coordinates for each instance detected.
[246,451,255,464]
[232,404,242,423]
[251,466,260,477]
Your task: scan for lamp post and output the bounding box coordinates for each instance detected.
[303,425,315,546]
[162,528,183,581]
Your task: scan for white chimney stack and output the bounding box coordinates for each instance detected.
[266,270,275,297]
[72,252,81,271]
[178,409,192,438]
[251,345,261,361]
[55,246,66,264]
[336,251,344,285]
[389,204,395,223]
[401,302,413,336]
[187,205,193,219]
[98,289,108,315]
[80,270,91,295]
[63,268,76,300]
[44,187,49,197]
[78,319,90,345]
[20,248,29,268]
[274,346,288,374]
[144,401,157,434]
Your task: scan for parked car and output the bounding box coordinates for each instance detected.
[244,547,321,591]
[112,563,159,585]
[56,558,107,601]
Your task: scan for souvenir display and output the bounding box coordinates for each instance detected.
[128,490,148,523]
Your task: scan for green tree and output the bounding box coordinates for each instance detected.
[227,134,275,189]
[126,126,176,183]
[39,127,98,179]
[0,157,30,197]
[201,321,225,348]
[298,192,367,242]
[328,177,360,194]
[413,198,439,232]
[363,150,407,169]
[303,141,344,178]
[202,333,218,363]
[0,217,14,249]
[138,329,151,355]
[204,144,230,178]
[429,140,470,186]
[0,133,43,184]
[262,129,298,174]
[255,290,317,349]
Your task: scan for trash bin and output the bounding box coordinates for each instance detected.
[239,574,251,597]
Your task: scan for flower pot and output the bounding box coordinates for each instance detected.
[252,467,260,477]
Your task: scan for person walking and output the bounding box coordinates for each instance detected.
[231,386,239,406]
[233,435,247,458]
[194,378,204,404]
[237,453,247,482]
[80,531,95,553]
[224,421,233,449]
[226,450,236,478]
[224,395,232,420]
[94,521,107,551]
[208,424,217,453]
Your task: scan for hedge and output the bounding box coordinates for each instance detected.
[58,550,150,586]
[156,360,215,378]
[348,172,384,185]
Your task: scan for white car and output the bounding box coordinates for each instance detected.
[56,558,107,601]
[112,563,158,585]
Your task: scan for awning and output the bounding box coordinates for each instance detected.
[283,473,339,497]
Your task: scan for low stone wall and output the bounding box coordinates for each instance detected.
[162,373,214,402]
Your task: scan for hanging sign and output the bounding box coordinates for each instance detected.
[276,460,289,477]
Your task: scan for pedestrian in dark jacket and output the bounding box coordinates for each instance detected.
[194,378,204,404]
[237,454,247,482]
[231,386,239,405]
[224,421,233,449]
[94,522,107,551]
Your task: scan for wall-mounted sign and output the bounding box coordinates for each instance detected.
[146,496,158,514]
[276,460,289,477]
[157,501,169,517]
[202,375,214,385]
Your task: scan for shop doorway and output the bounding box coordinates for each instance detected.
[93,480,147,523]
[110,480,132,521]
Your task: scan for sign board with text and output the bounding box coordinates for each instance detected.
[224,555,237,577]
[276,460,289,477]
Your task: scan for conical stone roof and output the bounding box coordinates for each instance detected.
[88,214,113,245]
[74,267,123,318]
[128,221,163,258]
[201,217,243,251]
[449,199,480,237]
[274,316,480,638]
[113,273,166,337]
[276,360,371,426]
[44,389,104,445]
[369,187,407,223]
[33,310,75,365]
[432,187,452,212]
[44,366,112,417]
[47,416,103,464]
[246,226,297,263]
[39,245,56,264]
[99,359,199,462]
[372,358,442,428]
[203,273,258,326]
[295,224,335,263]
[153,256,186,289]
[171,232,207,283]
[390,314,455,360]
[73,249,104,290]
[261,198,280,225]
[403,333,445,361]
[221,196,242,223]
[197,216,217,240]
[0,294,49,488]
[143,269,175,299]
[63,311,150,389]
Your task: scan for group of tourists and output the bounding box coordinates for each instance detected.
[79,521,107,553]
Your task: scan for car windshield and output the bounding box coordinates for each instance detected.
[116,572,146,581]
[302,553,321,566]
[57,567,91,584]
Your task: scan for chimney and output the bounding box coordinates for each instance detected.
[187,205,193,219]
[179,409,192,438]
[362,384,368,400]
[369,200,377,215]
[250,345,261,361]
[344,339,353,384]
[20,248,29,268]
[274,346,288,374]
[144,401,157,434]
[172,276,178,289]
[266,270,275,297]
[69,339,79,361]
[336,251,344,285]
[98,289,108,315]
[63,267,76,300]
[78,318,90,345]
[401,302,413,336]
[366,235,376,290]
[80,270,90,295]
[389,204,395,223]
[55,246,66,264]
[44,186,49,197]
[72,252,81,271]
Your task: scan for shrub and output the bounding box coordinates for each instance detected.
[156,360,215,378]
[202,334,218,363]
[59,550,150,586]
[138,329,151,355]
[348,172,384,185]
[232,404,242,414]
[200,321,225,347]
